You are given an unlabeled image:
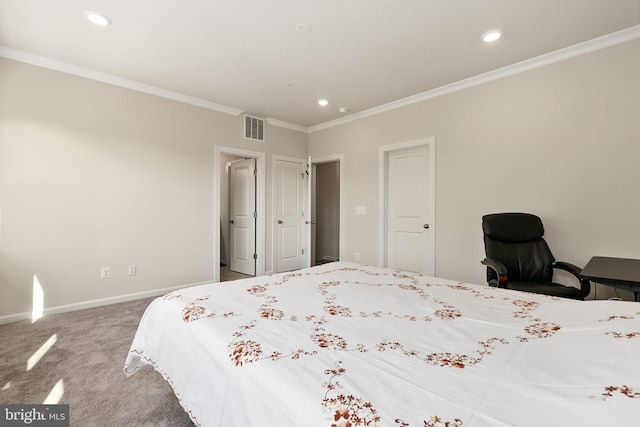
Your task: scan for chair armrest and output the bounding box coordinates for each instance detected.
[552,261,591,298]
[553,261,582,277]
[481,257,508,288]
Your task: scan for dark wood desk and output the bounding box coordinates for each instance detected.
[581,256,640,301]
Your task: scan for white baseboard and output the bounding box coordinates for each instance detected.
[0,281,212,325]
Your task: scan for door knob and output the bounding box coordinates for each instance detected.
[229,220,234,224]
[277,220,283,224]
[423,224,429,229]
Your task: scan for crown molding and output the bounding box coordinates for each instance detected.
[308,25,640,133]
[0,46,244,117]
[2,24,638,134]
[265,117,308,133]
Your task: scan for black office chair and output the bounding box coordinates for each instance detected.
[481,213,590,300]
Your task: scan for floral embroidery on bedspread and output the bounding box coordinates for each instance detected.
[169,265,575,410]
[229,338,319,366]
[180,297,237,323]
[160,292,239,322]
[219,266,559,370]
[321,361,380,426]
[599,313,640,322]
[597,313,640,339]
[518,320,561,342]
[446,283,495,302]
[375,338,508,369]
[605,331,640,339]
[591,385,640,400]
[433,307,462,321]
[512,300,540,319]
[322,361,464,427]
[229,319,317,365]
[304,310,509,368]
[395,417,463,427]
[423,417,464,427]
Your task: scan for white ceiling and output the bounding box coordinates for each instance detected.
[1,0,638,129]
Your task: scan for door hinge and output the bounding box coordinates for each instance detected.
[302,249,305,254]
[253,211,257,218]
[253,253,257,260]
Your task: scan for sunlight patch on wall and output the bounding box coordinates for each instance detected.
[32,275,44,323]
[43,379,64,405]
[27,334,57,371]
[1,382,10,391]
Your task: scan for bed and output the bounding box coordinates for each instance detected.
[124,262,640,426]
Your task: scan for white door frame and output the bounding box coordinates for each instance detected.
[378,137,436,275]
[309,154,345,267]
[214,146,265,282]
[272,155,307,272]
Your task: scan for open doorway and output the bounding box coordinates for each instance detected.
[310,158,342,267]
[220,155,256,282]
[214,146,265,283]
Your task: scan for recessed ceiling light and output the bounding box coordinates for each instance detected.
[482,30,502,43]
[338,107,350,113]
[85,11,112,27]
[296,23,312,33]
[318,99,330,107]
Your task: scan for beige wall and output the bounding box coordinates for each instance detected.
[0,58,307,319]
[1,37,639,319]
[309,39,640,300]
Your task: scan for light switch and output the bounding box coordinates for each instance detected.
[355,206,366,215]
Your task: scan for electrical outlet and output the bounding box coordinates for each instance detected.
[100,267,111,279]
[354,252,360,262]
[128,265,136,276]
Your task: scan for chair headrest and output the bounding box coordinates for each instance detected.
[482,213,544,242]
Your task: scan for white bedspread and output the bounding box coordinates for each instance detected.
[124,262,640,426]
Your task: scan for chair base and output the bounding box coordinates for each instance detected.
[490,280,585,300]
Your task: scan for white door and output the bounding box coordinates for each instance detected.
[385,145,433,275]
[229,158,256,275]
[275,159,305,272]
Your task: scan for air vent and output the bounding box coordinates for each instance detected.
[244,115,265,141]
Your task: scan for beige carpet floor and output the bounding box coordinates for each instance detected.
[0,297,194,426]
